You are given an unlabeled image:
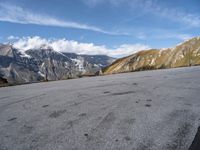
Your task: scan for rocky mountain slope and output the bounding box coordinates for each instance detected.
[102,37,200,74]
[0,44,115,84]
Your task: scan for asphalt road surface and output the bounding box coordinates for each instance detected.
[0,67,200,150]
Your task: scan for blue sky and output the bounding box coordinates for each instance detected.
[0,0,200,57]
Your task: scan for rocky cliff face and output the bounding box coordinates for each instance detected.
[0,44,115,84]
[0,44,42,84]
[62,52,115,75]
[102,37,200,74]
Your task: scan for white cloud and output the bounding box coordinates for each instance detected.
[12,36,151,58]
[109,44,150,57]
[171,34,192,41]
[0,3,127,35]
[7,35,19,40]
[13,36,49,50]
[112,44,150,56]
[136,32,147,40]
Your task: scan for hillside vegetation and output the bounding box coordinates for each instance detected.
[102,37,200,74]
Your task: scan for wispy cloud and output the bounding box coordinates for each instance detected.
[147,4,200,28]
[155,33,192,41]
[11,36,151,58]
[83,0,200,27]
[0,3,127,35]
[144,1,200,27]
[82,0,136,8]
[7,35,19,40]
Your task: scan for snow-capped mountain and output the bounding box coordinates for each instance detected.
[0,44,115,84]
[63,52,115,74]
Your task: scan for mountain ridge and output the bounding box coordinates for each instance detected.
[101,37,200,74]
[1,36,200,85]
[0,44,115,84]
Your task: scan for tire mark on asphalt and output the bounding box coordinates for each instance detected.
[92,82,128,88]
[85,98,133,149]
[111,91,135,96]
[166,122,192,150]
[85,111,116,149]
[49,109,67,118]
[0,96,10,101]
[161,109,197,150]
[68,90,132,108]
[7,117,17,121]
[20,124,34,134]
[48,112,89,148]
[0,94,45,113]
[135,139,154,150]
[117,117,136,143]
[42,104,49,108]
[92,111,116,132]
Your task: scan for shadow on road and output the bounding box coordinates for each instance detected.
[189,126,200,150]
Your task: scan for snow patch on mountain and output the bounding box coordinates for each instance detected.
[19,51,32,58]
[71,58,85,72]
[38,71,45,77]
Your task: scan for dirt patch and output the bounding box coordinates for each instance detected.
[146,99,152,102]
[124,118,136,125]
[124,136,131,141]
[20,125,34,134]
[79,113,87,117]
[135,139,154,150]
[84,133,89,137]
[49,109,66,118]
[133,83,138,86]
[145,104,151,107]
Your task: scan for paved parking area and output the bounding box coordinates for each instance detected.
[0,67,200,150]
